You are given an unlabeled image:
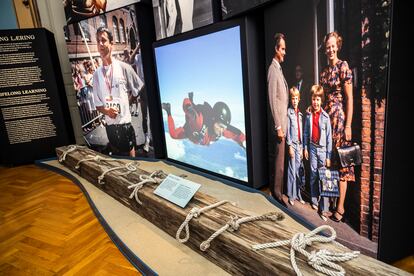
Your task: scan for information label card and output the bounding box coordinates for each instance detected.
[154,174,201,208]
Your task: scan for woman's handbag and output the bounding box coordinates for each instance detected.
[337,143,362,167]
[318,167,340,197]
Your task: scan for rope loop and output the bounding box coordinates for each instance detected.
[227,216,240,232]
[127,170,164,205]
[175,200,235,244]
[59,145,85,162]
[75,155,100,169]
[200,212,284,252]
[189,207,201,218]
[98,161,138,185]
[252,225,359,276]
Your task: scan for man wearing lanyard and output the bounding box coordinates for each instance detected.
[93,27,144,157]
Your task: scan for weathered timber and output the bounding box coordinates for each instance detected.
[56,146,408,276]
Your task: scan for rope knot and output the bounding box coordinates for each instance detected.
[59,145,84,162]
[189,207,201,218]
[252,225,359,276]
[308,249,328,266]
[139,170,159,184]
[227,216,240,231]
[177,200,234,245]
[125,162,138,172]
[127,170,161,205]
[291,233,311,251]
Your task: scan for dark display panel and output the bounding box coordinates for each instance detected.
[0,28,74,165]
[221,0,275,19]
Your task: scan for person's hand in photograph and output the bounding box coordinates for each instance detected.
[276,128,285,142]
[106,107,118,119]
[345,126,352,141]
[289,146,294,158]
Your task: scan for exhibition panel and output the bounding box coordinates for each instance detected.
[154,23,248,183]
[263,0,393,259]
[153,18,267,188]
[0,28,74,165]
[65,4,154,158]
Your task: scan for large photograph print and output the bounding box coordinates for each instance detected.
[65,4,153,157]
[265,0,391,256]
[155,26,248,182]
[152,0,214,40]
[64,0,140,24]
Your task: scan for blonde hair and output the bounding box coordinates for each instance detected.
[324,31,343,51]
[310,84,324,102]
[289,86,300,100]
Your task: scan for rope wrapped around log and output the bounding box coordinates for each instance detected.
[176,200,236,243]
[252,225,360,276]
[97,162,138,185]
[58,145,86,163]
[200,212,284,251]
[75,155,118,169]
[126,170,165,205]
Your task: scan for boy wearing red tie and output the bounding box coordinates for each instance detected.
[304,85,332,221]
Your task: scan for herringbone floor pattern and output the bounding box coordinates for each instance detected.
[0,165,140,275]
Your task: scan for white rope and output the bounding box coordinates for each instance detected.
[127,170,164,205]
[58,145,86,162]
[200,212,284,251]
[74,155,116,169]
[252,225,360,276]
[176,200,236,243]
[97,161,138,185]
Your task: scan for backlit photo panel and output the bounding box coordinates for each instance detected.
[155,26,248,182]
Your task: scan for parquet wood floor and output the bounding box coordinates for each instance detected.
[0,165,140,275]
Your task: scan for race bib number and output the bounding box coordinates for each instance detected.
[105,96,121,114]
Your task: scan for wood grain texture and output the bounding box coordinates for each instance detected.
[0,164,140,275]
[56,146,409,276]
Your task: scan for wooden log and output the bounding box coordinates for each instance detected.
[56,146,408,276]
